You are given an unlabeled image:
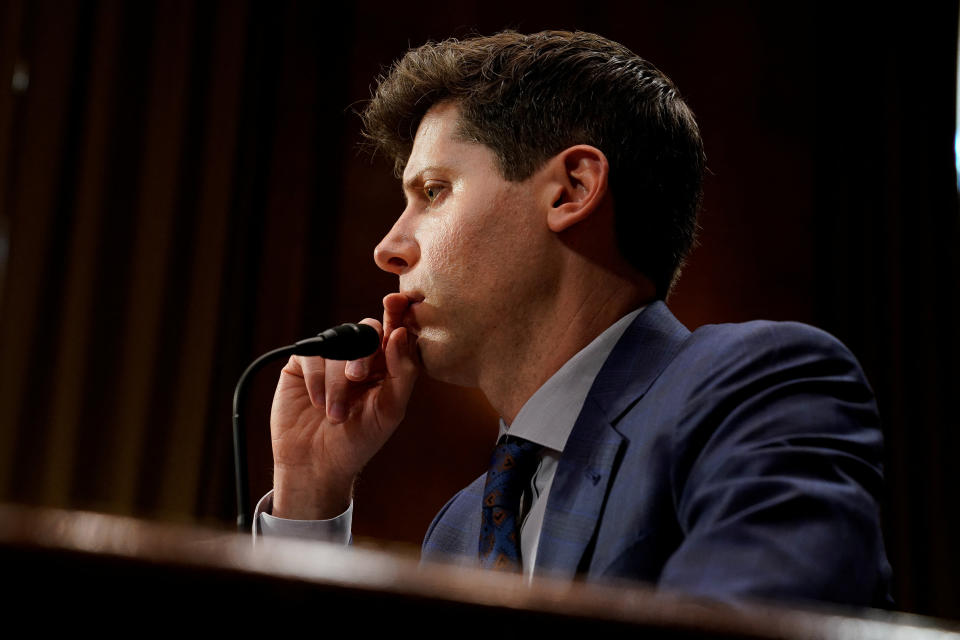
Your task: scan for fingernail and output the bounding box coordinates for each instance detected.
[329,402,347,423]
[346,360,367,379]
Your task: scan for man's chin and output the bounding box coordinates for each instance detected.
[415,334,476,388]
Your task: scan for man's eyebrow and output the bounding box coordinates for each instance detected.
[401,165,447,198]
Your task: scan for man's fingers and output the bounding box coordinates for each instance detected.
[292,313,410,425]
[377,327,420,424]
[382,293,411,340]
[324,357,352,424]
[345,318,383,381]
[280,354,304,377]
[294,355,327,409]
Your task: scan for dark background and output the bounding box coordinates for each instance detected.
[0,0,956,619]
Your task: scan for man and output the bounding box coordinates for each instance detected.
[257,30,892,607]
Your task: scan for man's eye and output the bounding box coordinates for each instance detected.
[424,184,442,202]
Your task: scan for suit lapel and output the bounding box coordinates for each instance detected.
[534,396,625,576]
[535,302,690,577]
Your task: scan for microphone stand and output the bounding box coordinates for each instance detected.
[233,345,297,532]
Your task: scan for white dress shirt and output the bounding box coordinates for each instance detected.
[255,307,643,579]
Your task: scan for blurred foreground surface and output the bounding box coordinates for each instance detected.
[2,503,958,637]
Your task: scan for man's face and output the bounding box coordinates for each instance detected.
[374,102,554,387]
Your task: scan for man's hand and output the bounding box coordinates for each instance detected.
[269,293,419,520]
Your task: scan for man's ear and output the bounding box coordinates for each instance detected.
[544,145,610,233]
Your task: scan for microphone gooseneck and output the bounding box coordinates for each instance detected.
[232,323,380,532]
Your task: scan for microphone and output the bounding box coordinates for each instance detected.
[232,322,381,531]
[292,322,380,359]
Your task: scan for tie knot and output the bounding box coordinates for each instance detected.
[493,436,541,469]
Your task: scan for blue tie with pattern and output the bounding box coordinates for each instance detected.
[479,436,542,571]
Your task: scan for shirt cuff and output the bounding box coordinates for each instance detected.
[252,489,353,545]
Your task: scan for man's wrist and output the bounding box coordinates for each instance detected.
[272,466,355,520]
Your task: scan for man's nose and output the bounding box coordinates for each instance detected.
[374,217,420,275]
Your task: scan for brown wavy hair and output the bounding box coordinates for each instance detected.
[362,30,705,298]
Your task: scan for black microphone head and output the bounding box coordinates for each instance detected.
[293,323,380,360]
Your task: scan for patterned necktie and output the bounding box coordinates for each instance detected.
[479,436,542,571]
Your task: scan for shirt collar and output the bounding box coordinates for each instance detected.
[498,307,645,452]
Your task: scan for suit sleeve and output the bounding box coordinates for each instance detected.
[659,323,892,607]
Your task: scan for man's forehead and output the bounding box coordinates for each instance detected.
[401,103,488,184]
[402,105,460,176]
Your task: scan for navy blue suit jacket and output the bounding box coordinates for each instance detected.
[422,302,892,607]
